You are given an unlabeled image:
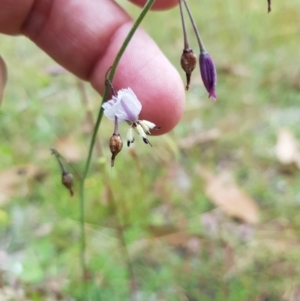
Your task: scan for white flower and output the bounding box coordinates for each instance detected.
[102,88,160,146]
[102,88,141,124]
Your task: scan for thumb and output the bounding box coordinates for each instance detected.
[128,0,178,10]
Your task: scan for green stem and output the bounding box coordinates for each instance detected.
[107,180,136,300]
[78,0,156,281]
[178,0,190,50]
[183,0,207,53]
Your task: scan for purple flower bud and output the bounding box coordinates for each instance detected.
[199,53,217,100]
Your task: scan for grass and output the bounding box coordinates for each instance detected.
[1,0,300,300]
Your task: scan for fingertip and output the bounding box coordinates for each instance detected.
[90,24,185,135]
[128,0,178,11]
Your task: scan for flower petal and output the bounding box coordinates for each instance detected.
[116,88,142,122]
[102,97,124,123]
[102,88,142,123]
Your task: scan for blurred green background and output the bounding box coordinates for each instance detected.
[1,0,300,300]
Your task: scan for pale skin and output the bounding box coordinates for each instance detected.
[0,0,185,134]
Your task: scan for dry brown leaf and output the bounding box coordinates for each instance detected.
[0,55,7,105]
[54,137,83,163]
[0,164,46,205]
[148,225,199,249]
[275,129,300,167]
[158,232,198,249]
[178,128,220,149]
[196,167,259,224]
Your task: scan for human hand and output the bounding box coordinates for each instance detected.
[0,0,185,134]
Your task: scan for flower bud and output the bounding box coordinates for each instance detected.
[181,48,197,91]
[199,53,217,100]
[109,134,123,167]
[62,171,74,197]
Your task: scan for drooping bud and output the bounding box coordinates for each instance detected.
[109,133,123,167]
[199,53,217,100]
[181,0,218,100]
[51,148,75,197]
[178,0,197,91]
[62,171,74,197]
[181,48,197,91]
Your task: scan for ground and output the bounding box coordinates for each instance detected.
[1,0,300,300]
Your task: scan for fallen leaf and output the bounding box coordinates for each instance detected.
[196,167,259,224]
[0,165,46,205]
[275,129,300,167]
[157,231,199,249]
[178,128,220,149]
[0,55,7,105]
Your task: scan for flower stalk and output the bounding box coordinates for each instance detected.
[182,0,206,54]
[102,87,160,149]
[78,0,156,284]
[51,148,74,197]
[182,0,217,100]
[178,0,189,50]
[267,0,271,13]
[178,0,197,90]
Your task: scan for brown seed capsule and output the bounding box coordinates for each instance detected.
[62,171,74,197]
[109,134,123,167]
[180,48,197,91]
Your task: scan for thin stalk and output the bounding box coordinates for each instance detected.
[178,0,190,50]
[183,0,207,53]
[78,0,156,281]
[267,0,271,12]
[113,116,118,135]
[76,79,102,157]
[107,180,136,300]
[51,148,66,173]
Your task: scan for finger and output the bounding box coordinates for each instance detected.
[1,0,185,134]
[128,0,178,10]
[0,0,34,35]
[91,24,185,134]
